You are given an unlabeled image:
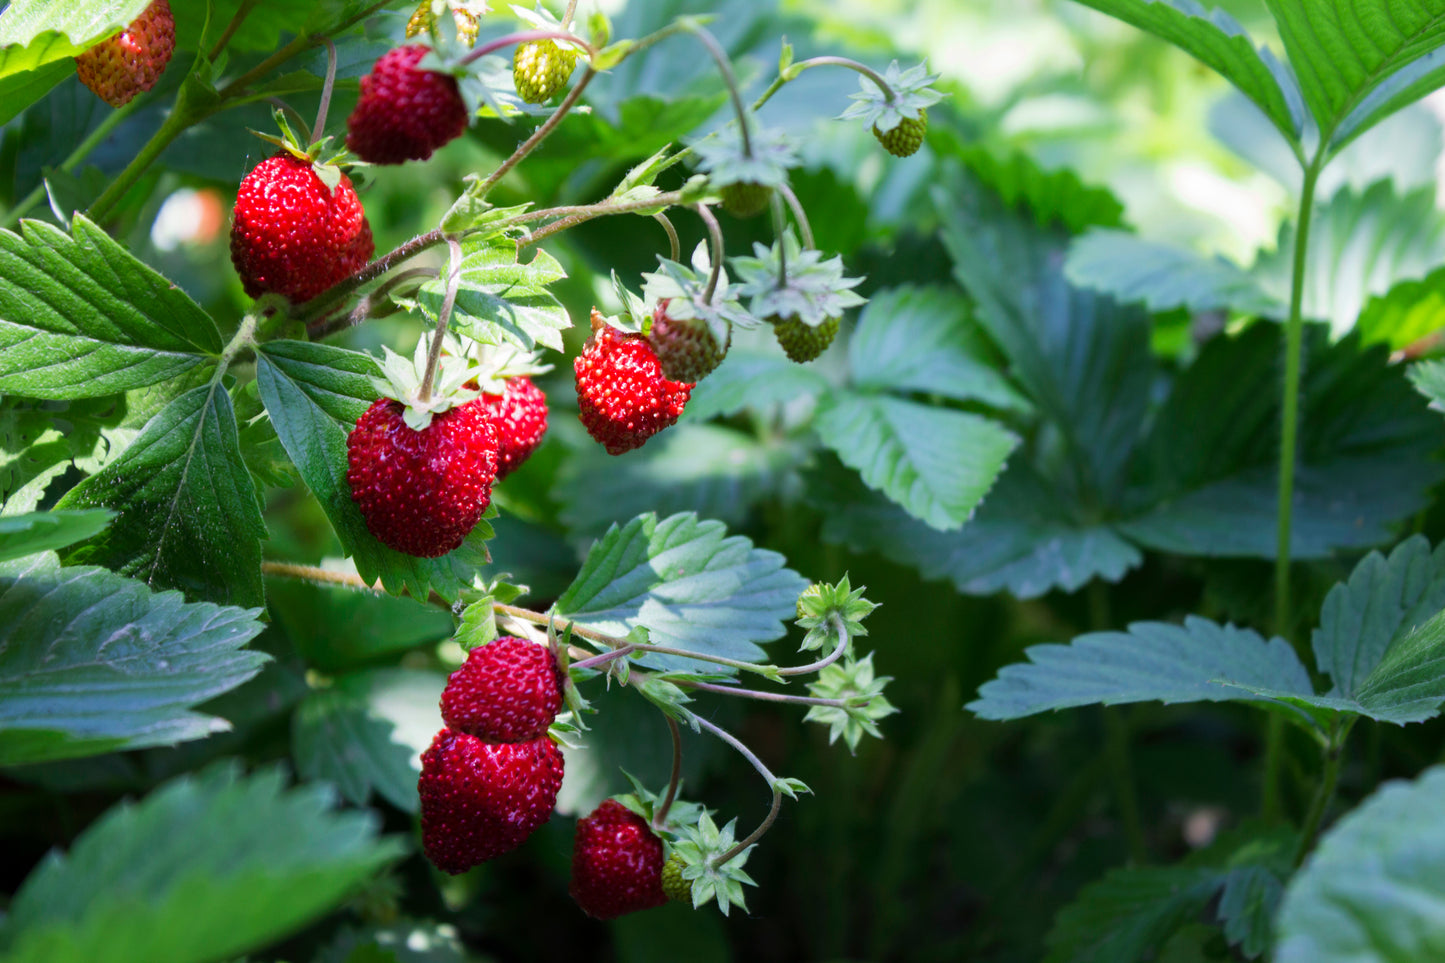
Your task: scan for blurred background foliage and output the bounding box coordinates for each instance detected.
[3,0,1444,960]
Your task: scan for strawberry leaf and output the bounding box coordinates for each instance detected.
[0,508,112,562]
[408,235,571,352]
[0,553,267,766]
[0,763,403,963]
[254,340,494,604]
[0,217,220,399]
[553,512,808,672]
[680,350,828,422]
[55,379,267,608]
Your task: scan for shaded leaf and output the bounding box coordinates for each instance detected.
[1066,229,1282,317]
[0,508,111,562]
[680,350,829,422]
[412,236,570,352]
[1044,866,1225,963]
[959,145,1127,235]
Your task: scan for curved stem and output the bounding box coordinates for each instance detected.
[685,24,752,157]
[458,29,594,68]
[686,712,782,865]
[312,38,339,145]
[307,267,437,340]
[653,212,681,262]
[1293,720,1351,866]
[1265,156,1323,821]
[3,102,137,228]
[687,680,857,709]
[775,182,814,250]
[776,613,851,677]
[653,715,683,830]
[694,203,724,303]
[292,228,448,323]
[418,236,463,403]
[208,0,261,61]
[570,645,634,672]
[515,189,685,250]
[472,66,597,201]
[792,55,898,104]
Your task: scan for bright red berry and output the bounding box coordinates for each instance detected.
[480,376,548,480]
[440,637,563,743]
[346,45,470,165]
[345,398,498,558]
[230,153,374,303]
[419,729,565,875]
[74,0,175,107]
[575,319,693,456]
[647,300,724,384]
[570,799,668,919]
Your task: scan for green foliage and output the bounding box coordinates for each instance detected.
[804,652,897,749]
[0,508,111,561]
[408,236,572,352]
[554,512,808,671]
[0,552,266,764]
[0,1,150,123]
[0,763,403,963]
[1276,765,1445,962]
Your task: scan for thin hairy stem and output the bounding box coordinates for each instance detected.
[686,712,783,865]
[695,203,724,302]
[1294,720,1351,866]
[3,103,137,228]
[686,24,752,157]
[560,0,580,28]
[775,182,815,249]
[417,236,463,403]
[208,0,262,61]
[654,716,684,829]
[516,190,687,250]
[473,65,597,202]
[312,39,339,144]
[687,680,858,709]
[293,229,448,323]
[458,29,594,68]
[792,55,898,103]
[653,212,681,262]
[307,267,437,340]
[771,192,789,287]
[776,614,851,677]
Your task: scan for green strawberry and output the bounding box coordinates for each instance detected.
[773,315,840,363]
[514,40,577,103]
[873,108,927,158]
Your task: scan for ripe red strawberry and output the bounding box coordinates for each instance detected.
[773,314,840,363]
[74,0,175,107]
[570,799,668,919]
[419,729,564,874]
[575,317,693,455]
[346,45,470,165]
[346,398,498,557]
[480,376,548,480]
[647,300,723,384]
[230,153,374,303]
[440,637,563,742]
[874,109,927,158]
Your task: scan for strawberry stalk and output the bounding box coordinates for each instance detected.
[471,64,598,202]
[694,203,725,304]
[685,712,783,865]
[653,715,684,831]
[652,213,681,262]
[311,38,339,145]
[418,236,464,404]
[775,182,815,249]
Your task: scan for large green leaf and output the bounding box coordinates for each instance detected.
[814,458,1142,600]
[254,340,492,603]
[0,395,127,514]
[0,0,149,123]
[0,217,220,399]
[55,379,267,607]
[680,350,830,422]
[814,392,1017,531]
[1313,536,1445,697]
[0,509,112,562]
[1356,265,1445,351]
[1117,324,1444,558]
[411,236,571,352]
[1045,866,1226,963]
[0,553,266,766]
[1265,0,1445,151]
[959,145,1127,235]
[1276,764,1445,963]
[292,668,444,813]
[1068,0,1303,141]
[553,512,808,672]
[1065,230,1283,318]
[940,176,1155,501]
[847,285,1030,413]
[0,763,403,963]
[967,617,1312,720]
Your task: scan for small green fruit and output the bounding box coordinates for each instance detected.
[661,855,693,904]
[773,315,840,364]
[873,108,927,158]
[720,181,772,218]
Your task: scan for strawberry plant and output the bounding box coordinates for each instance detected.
[5,0,1445,960]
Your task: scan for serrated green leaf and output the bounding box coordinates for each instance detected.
[554,512,808,672]
[1066,229,1282,318]
[1314,536,1445,698]
[680,350,830,422]
[0,553,266,766]
[0,763,403,963]
[0,509,112,562]
[0,217,219,399]
[293,668,445,813]
[55,380,267,607]
[1348,607,1445,723]
[1218,866,1283,959]
[1067,0,1302,142]
[1357,264,1445,351]
[254,340,492,604]
[0,0,150,120]
[1411,357,1445,409]
[413,236,570,352]
[814,392,1017,531]
[967,616,1313,720]
[1276,764,1445,963]
[847,285,1031,413]
[1265,0,1445,151]
[959,145,1127,234]
[1044,865,1225,963]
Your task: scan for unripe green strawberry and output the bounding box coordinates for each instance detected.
[873,108,927,158]
[513,40,576,103]
[773,315,840,363]
[797,582,825,620]
[648,299,724,384]
[720,181,772,219]
[74,0,175,107]
[661,855,693,904]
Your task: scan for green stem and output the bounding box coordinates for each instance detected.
[775,182,814,249]
[791,55,898,103]
[417,236,462,404]
[685,24,752,157]
[86,105,198,222]
[208,0,262,61]
[3,102,138,228]
[653,715,683,830]
[1090,578,1146,864]
[1264,156,1323,820]
[1293,721,1350,866]
[471,65,596,202]
[685,711,782,865]
[652,212,680,262]
[694,203,724,303]
[311,38,339,145]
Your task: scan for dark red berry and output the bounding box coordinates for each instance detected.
[481,376,548,480]
[346,45,469,165]
[440,637,563,743]
[575,317,692,455]
[570,799,668,919]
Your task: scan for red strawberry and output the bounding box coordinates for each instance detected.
[480,376,548,480]
[346,398,498,558]
[575,314,693,455]
[74,0,175,107]
[647,300,724,384]
[419,729,565,874]
[570,799,669,919]
[230,153,374,303]
[440,637,563,742]
[346,45,470,165]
